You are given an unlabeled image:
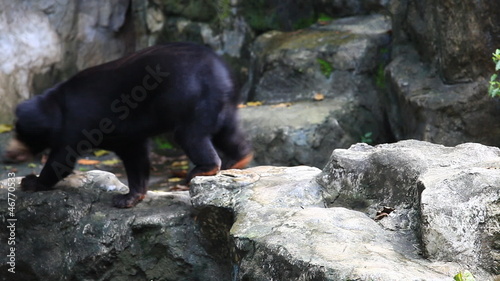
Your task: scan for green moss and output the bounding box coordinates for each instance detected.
[317,13,334,22]
[361,132,373,144]
[317,58,333,78]
[153,136,174,150]
[241,0,279,32]
[215,0,231,22]
[375,64,386,89]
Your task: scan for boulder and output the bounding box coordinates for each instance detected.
[390,0,500,83]
[246,14,391,103]
[239,14,393,168]
[239,97,388,168]
[384,45,500,147]
[0,173,228,281]
[317,140,500,277]
[0,0,135,123]
[385,0,500,146]
[1,141,498,280]
[191,165,494,280]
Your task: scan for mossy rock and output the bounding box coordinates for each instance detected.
[159,0,217,22]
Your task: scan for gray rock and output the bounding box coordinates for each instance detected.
[0,0,135,123]
[0,2,62,123]
[247,14,391,103]
[191,165,476,280]
[385,1,500,146]
[390,0,500,83]
[0,186,228,281]
[1,142,497,280]
[0,170,129,194]
[317,140,500,277]
[240,97,386,168]
[384,46,500,146]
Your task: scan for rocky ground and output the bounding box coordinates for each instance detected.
[0,140,498,281]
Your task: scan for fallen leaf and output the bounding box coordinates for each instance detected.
[171,160,189,168]
[271,103,293,108]
[0,124,13,133]
[93,150,110,157]
[27,163,37,168]
[168,177,183,183]
[100,159,121,166]
[313,93,325,101]
[246,101,263,107]
[78,159,101,165]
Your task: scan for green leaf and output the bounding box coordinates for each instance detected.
[93,150,110,157]
[493,49,500,61]
[317,58,333,78]
[491,73,498,82]
[453,270,476,281]
[0,124,13,133]
[494,88,500,98]
[101,158,121,166]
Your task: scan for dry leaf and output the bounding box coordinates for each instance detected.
[78,159,101,165]
[168,177,183,183]
[271,103,293,108]
[0,124,13,133]
[93,150,110,157]
[313,93,325,101]
[100,159,121,166]
[246,101,263,107]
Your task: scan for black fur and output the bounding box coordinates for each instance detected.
[13,43,252,208]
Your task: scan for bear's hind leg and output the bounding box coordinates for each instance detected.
[175,129,221,182]
[213,116,252,170]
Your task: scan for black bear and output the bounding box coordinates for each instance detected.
[4,42,252,208]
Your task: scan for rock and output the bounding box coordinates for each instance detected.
[239,0,389,32]
[246,14,391,103]
[190,165,480,280]
[239,14,394,168]
[390,0,500,83]
[0,170,129,194]
[384,45,500,147]
[240,97,388,168]
[0,2,62,124]
[0,0,135,123]
[0,185,228,281]
[385,1,500,146]
[1,142,498,280]
[317,140,500,277]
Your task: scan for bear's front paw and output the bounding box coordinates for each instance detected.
[20,175,51,192]
[112,193,145,208]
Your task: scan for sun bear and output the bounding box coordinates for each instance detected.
[4,42,252,208]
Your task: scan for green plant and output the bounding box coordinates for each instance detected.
[361,132,373,144]
[153,136,174,150]
[214,0,231,22]
[453,270,476,281]
[317,58,333,78]
[375,64,386,89]
[317,13,334,23]
[488,49,500,97]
